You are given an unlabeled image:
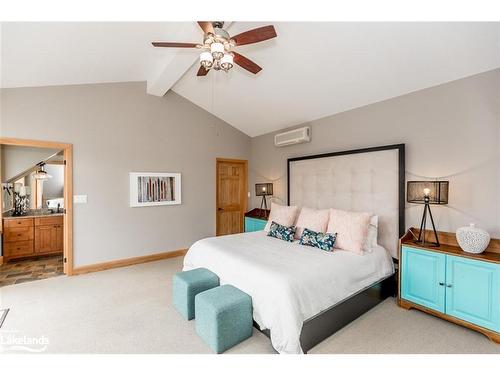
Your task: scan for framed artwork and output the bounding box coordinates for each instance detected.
[129,172,181,207]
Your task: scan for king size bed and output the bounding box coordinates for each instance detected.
[184,144,405,354]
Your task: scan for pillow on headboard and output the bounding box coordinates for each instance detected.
[363,215,379,252]
[264,202,299,232]
[294,207,330,239]
[327,209,371,255]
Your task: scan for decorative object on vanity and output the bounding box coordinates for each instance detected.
[399,228,500,343]
[129,172,181,207]
[12,183,31,216]
[244,208,269,232]
[407,180,449,247]
[456,224,490,254]
[299,228,336,251]
[33,162,52,180]
[255,182,273,212]
[267,221,296,242]
[152,22,277,75]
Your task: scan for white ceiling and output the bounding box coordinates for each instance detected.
[2,22,499,137]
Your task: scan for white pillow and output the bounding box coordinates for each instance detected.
[326,209,371,255]
[363,215,379,253]
[264,202,300,232]
[294,207,330,239]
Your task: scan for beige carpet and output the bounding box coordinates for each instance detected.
[0,256,499,354]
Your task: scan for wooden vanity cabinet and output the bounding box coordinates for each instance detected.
[35,220,63,253]
[3,215,63,261]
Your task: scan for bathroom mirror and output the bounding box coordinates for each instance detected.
[1,146,64,215]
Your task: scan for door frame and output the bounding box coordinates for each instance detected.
[215,158,248,236]
[0,137,74,275]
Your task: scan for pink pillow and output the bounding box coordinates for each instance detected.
[264,202,299,232]
[294,207,330,239]
[327,209,371,254]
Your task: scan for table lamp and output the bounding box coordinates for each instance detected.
[407,181,449,246]
[255,183,273,212]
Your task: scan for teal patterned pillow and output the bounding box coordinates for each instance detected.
[267,221,296,242]
[299,228,337,251]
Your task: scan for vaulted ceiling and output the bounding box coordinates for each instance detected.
[2,22,499,136]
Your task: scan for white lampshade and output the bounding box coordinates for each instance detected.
[210,42,224,59]
[199,51,213,68]
[220,53,234,71]
[34,165,52,180]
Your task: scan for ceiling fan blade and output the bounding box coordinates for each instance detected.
[231,25,277,46]
[197,21,214,34]
[151,42,198,48]
[233,52,262,74]
[197,66,210,76]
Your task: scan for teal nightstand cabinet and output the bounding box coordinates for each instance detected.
[399,229,500,344]
[445,255,499,332]
[245,217,267,232]
[244,208,269,232]
[401,247,446,313]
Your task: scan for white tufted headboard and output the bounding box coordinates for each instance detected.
[287,144,405,258]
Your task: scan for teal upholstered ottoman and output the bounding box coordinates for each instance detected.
[173,268,219,320]
[195,284,253,353]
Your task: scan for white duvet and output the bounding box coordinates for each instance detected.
[183,231,394,354]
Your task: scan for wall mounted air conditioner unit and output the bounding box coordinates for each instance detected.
[274,126,311,147]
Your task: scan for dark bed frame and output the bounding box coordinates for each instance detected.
[255,143,405,353]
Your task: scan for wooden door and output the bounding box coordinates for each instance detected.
[401,246,446,313]
[216,159,247,236]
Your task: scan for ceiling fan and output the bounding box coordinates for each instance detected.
[152,21,277,76]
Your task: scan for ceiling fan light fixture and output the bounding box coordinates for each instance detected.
[200,51,213,68]
[210,42,224,60]
[220,53,234,71]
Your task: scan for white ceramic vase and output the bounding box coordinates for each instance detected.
[456,223,490,254]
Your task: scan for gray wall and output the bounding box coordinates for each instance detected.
[250,69,500,238]
[0,145,60,182]
[1,82,251,267]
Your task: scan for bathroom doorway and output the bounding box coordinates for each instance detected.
[0,138,73,286]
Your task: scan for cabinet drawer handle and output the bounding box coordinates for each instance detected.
[439,282,445,286]
[446,284,453,288]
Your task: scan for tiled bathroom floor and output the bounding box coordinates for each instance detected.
[0,255,64,287]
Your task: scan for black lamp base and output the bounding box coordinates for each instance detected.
[259,195,268,211]
[416,202,440,247]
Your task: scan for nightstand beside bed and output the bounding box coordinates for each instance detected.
[398,227,500,344]
[244,208,269,232]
